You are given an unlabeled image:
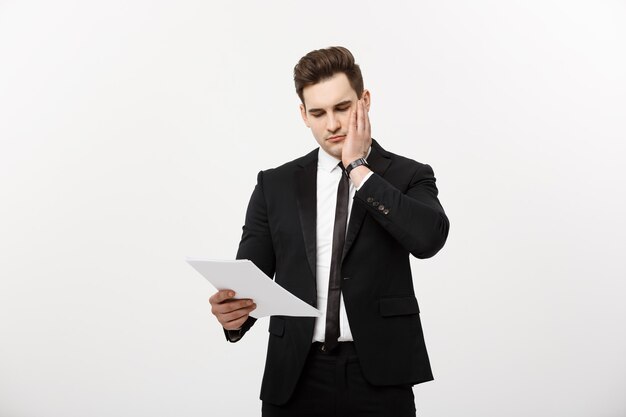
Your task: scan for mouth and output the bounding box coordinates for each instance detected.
[327,135,346,143]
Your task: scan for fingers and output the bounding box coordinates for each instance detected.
[219,301,256,328]
[348,99,370,134]
[223,314,250,330]
[357,99,371,135]
[357,98,364,132]
[209,289,236,305]
[346,100,366,140]
[351,99,369,134]
[211,295,254,316]
[209,289,256,329]
[348,102,357,134]
[217,301,256,330]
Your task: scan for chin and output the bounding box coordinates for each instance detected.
[325,144,343,159]
[328,149,343,159]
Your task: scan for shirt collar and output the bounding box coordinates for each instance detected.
[318,147,342,173]
[317,146,372,173]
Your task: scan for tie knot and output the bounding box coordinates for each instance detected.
[337,162,348,179]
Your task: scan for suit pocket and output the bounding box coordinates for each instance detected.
[379,296,420,317]
[268,317,285,337]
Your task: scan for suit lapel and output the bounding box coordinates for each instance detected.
[342,140,391,262]
[295,141,391,271]
[296,151,318,280]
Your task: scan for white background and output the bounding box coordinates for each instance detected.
[1,1,625,416]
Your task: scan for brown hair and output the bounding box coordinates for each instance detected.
[293,46,364,105]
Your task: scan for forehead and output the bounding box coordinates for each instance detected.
[302,72,358,109]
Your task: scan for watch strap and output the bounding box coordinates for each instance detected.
[345,157,369,177]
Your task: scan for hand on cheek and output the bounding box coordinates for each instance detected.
[342,99,372,167]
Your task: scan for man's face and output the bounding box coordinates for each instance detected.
[300,72,370,159]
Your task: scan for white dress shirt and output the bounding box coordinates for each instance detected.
[312,148,373,343]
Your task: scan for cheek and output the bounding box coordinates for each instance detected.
[310,120,325,134]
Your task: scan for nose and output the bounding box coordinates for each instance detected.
[326,113,340,133]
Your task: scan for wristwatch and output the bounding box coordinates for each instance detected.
[345,157,369,177]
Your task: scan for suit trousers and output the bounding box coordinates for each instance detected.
[261,342,416,417]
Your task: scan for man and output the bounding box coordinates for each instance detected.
[209,46,449,416]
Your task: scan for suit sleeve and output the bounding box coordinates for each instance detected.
[354,163,449,259]
[223,171,277,342]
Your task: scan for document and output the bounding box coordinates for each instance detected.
[187,258,321,318]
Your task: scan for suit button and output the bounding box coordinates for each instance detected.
[378,205,385,211]
[383,209,390,215]
[366,197,374,203]
[343,276,351,280]
[372,201,379,207]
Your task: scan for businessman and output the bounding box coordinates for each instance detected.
[209,46,449,416]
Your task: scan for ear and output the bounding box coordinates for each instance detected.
[299,103,311,128]
[361,89,371,112]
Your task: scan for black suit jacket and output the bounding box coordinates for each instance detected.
[230,140,449,405]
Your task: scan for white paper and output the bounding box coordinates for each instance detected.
[186,258,321,318]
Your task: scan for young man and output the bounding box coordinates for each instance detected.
[209,46,449,416]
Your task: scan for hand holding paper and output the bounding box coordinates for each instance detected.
[208,289,256,330]
[187,258,321,318]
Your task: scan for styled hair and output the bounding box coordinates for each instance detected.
[293,46,364,105]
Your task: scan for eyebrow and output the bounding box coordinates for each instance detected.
[307,100,352,114]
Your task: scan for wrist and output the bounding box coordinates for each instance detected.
[347,165,371,188]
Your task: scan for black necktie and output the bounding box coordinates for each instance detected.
[323,164,350,352]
